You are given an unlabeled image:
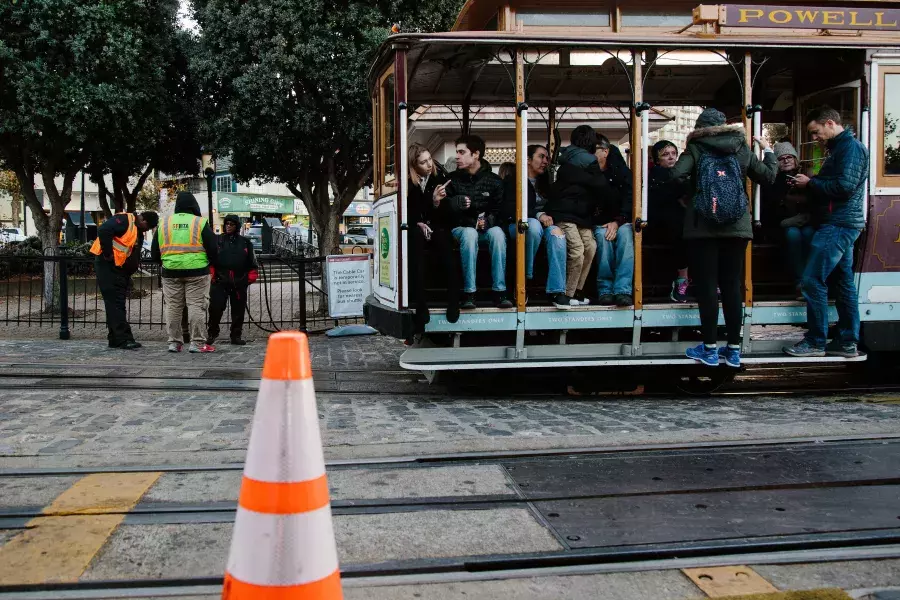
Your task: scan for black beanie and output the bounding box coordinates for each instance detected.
[695,108,727,129]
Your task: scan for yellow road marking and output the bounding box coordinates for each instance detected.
[709,590,853,600]
[683,565,779,597]
[0,472,161,585]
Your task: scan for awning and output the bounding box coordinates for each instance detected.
[66,212,96,226]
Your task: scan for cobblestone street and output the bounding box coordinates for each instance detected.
[2,336,900,469]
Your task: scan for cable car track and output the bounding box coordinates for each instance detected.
[2,437,900,598]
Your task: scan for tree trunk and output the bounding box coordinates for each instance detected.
[96,174,113,219]
[10,194,20,228]
[39,229,60,313]
[319,209,342,257]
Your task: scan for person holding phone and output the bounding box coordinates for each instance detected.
[407,143,460,329]
[763,141,814,300]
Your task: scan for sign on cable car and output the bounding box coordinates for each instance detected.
[719,4,900,29]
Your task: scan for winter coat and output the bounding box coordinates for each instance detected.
[446,158,505,229]
[499,176,550,224]
[215,215,258,286]
[648,165,687,238]
[668,124,777,240]
[408,165,450,229]
[544,146,619,229]
[597,144,633,224]
[150,192,218,278]
[808,129,868,230]
[763,170,813,224]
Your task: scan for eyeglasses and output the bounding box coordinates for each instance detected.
[777,156,795,161]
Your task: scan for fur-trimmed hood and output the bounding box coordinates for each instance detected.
[686,124,746,154]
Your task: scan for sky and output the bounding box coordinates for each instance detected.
[178,0,199,33]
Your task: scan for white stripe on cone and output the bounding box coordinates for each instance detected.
[244,379,326,484]
[226,505,340,587]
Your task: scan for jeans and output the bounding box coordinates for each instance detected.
[453,226,506,293]
[594,223,634,295]
[785,225,816,283]
[690,238,747,346]
[508,218,567,294]
[801,224,860,348]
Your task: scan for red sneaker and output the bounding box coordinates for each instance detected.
[189,343,216,353]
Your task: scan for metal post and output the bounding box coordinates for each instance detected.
[58,257,70,340]
[80,171,86,243]
[297,260,308,333]
[206,172,215,229]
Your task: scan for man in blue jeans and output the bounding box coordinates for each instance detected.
[784,106,868,358]
[437,135,512,309]
[593,139,635,306]
[500,145,571,309]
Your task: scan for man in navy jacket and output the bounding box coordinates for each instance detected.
[785,106,868,358]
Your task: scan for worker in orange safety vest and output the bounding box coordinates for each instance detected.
[90,211,159,349]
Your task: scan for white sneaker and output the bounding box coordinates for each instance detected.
[168,342,182,353]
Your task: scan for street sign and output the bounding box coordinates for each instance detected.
[326,254,372,318]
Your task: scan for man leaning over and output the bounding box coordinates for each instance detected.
[91,211,159,350]
[151,192,218,353]
[784,106,868,359]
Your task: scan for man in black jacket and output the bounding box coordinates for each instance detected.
[92,211,159,349]
[544,126,619,302]
[208,214,258,345]
[593,137,635,306]
[436,135,511,309]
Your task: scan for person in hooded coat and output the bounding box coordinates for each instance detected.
[151,192,218,353]
[208,214,258,345]
[667,108,777,368]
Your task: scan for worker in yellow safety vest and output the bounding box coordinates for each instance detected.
[150,192,218,353]
[90,211,159,349]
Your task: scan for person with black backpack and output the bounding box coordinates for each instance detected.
[667,108,777,368]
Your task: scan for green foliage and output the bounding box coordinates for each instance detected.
[193,0,462,250]
[0,0,196,236]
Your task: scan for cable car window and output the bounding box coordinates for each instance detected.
[517,9,610,27]
[883,73,900,176]
[620,11,693,26]
[382,73,396,186]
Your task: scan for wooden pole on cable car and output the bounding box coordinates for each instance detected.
[515,50,527,313]
[743,51,754,308]
[632,51,644,311]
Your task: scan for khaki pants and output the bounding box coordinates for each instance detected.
[557,222,597,297]
[162,275,210,344]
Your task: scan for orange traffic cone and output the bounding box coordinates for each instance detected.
[222,332,342,599]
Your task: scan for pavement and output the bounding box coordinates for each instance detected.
[1,334,900,598]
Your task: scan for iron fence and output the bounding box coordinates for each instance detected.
[0,253,363,337]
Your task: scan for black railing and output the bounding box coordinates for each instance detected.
[0,254,363,337]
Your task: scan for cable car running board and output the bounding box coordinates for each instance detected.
[400,345,866,371]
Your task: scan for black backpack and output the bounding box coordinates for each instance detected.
[694,151,746,225]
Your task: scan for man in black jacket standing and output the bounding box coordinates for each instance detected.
[208,214,258,345]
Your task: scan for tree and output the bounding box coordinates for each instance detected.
[0,0,186,305]
[193,0,462,254]
[0,169,22,228]
[89,28,202,219]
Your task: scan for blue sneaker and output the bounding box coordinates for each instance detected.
[783,339,825,357]
[686,344,720,367]
[718,346,741,368]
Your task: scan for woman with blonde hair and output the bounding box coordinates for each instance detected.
[407,143,460,330]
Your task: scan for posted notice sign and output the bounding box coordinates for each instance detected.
[326,254,372,318]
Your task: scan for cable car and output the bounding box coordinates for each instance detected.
[364,0,900,387]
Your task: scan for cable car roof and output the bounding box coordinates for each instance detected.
[372,33,862,107]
